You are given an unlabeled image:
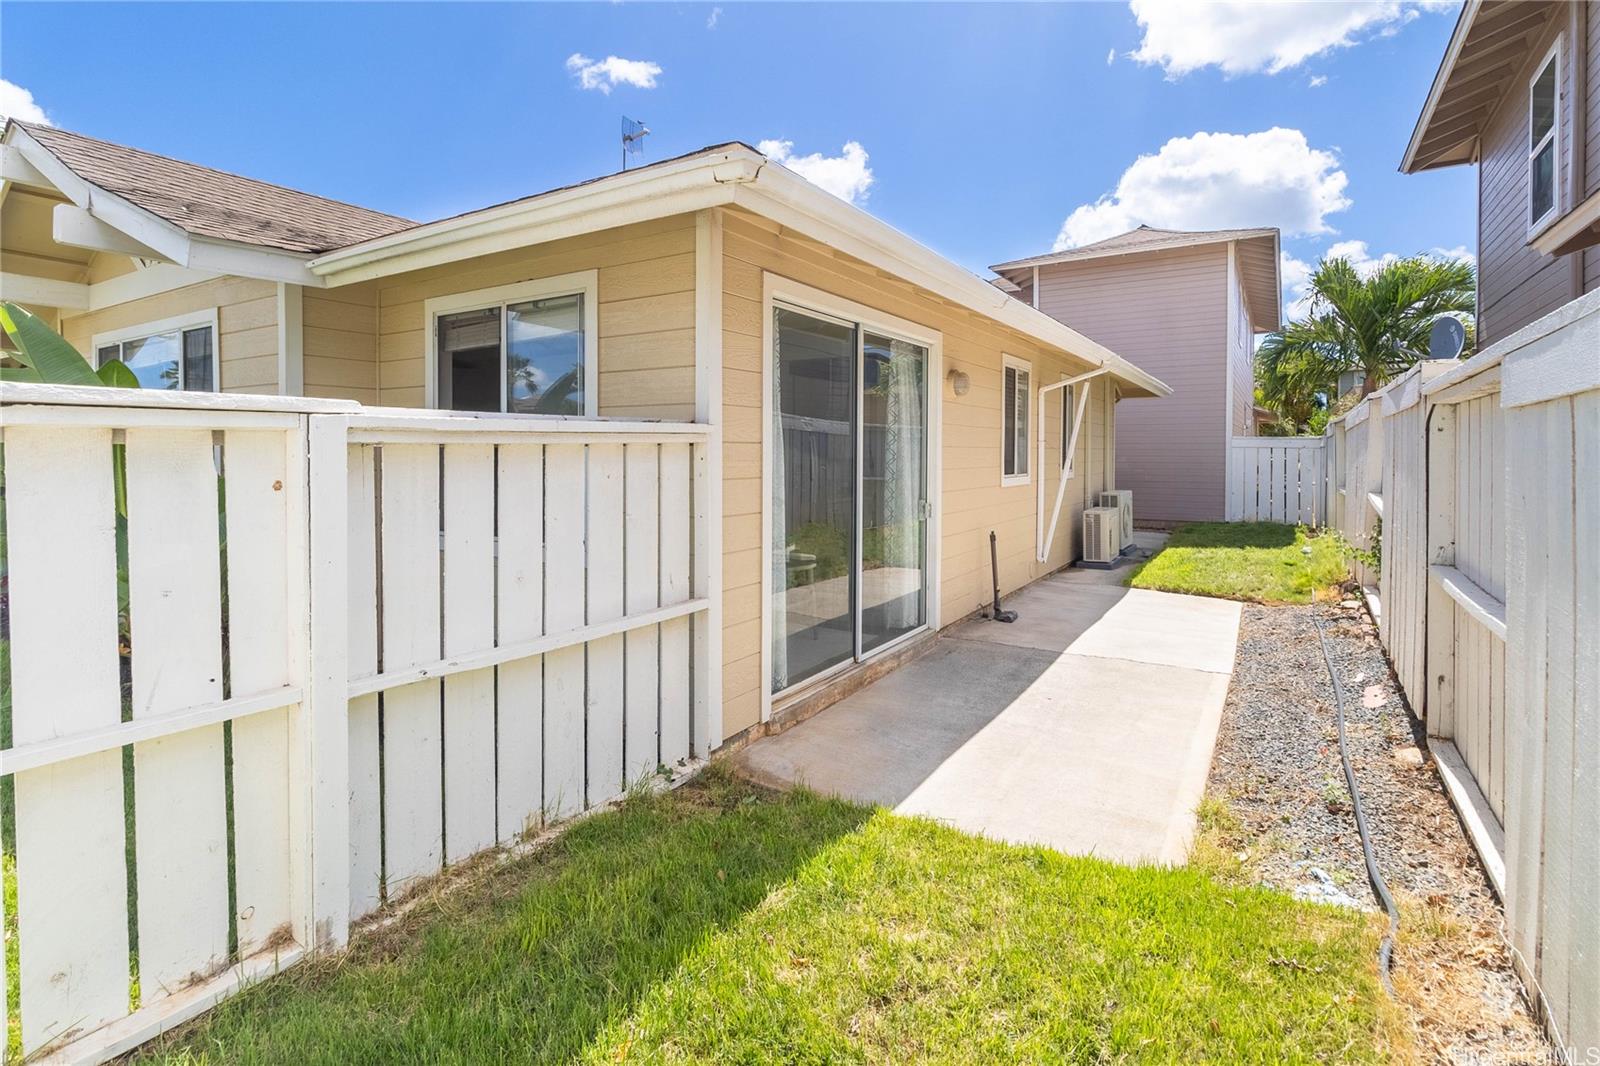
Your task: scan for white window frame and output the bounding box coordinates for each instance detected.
[1527,37,1562,238]
[92,307,220,392]
[1000,353,1032,487]
[423,270,599,416]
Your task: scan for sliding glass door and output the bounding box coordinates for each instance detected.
[772,305,929,694]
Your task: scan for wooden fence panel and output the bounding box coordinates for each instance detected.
[5,425,130,1054]
[1226,437,1326,524]
[1328,289,1600,1055]
[0,385,716,1060]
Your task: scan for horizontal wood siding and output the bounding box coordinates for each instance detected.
[303,283,378,404]
[61,276,279,395]
[371,216,697,418]
[1477,16,1579,344]
[720,207,1110,739]
[1034,243,1227,524]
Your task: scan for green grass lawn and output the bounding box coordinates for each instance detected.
[1127,522,1347,604]
[138,768,1404,1065]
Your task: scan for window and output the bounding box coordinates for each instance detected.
[425,272,598,415]
[1001,354,1031,485]
[1529,41,1560,232]
[93,311,217,392]
[1059,382,1074,468]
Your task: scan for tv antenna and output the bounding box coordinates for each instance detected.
[621,116,650,170]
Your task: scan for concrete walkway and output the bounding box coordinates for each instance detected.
[734,533,1243,865]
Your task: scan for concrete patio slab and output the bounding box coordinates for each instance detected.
[734,551,1243,866]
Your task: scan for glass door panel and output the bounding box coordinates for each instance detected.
[772,307,857,691]
[860,333,927,654]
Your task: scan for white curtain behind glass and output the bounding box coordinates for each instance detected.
[882,339,925,631]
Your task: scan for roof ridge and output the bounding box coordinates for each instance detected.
[18,120,414,225]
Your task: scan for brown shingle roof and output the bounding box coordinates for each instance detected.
[15,121,415,254]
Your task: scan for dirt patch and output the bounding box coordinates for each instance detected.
[1200,599,1552,1064]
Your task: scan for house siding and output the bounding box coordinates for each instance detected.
[367,215,697,418]
[1032,243,1229,524]
[61,275,279,395]
[719,207,1113,740]
[303,284,379,404]
[1477,13,1600,346]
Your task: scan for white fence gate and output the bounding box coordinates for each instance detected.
[0,384,718,1062]
[1225,436,1326,525]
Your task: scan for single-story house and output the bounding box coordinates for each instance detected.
[989,226,1281,526]
[0,119,1170,746]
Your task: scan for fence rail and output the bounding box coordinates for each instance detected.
[1323,289,1599,1054]
[1225,436,1326,525]
[0,383,719,1062]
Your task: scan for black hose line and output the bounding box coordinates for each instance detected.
[1313,605,1400,996]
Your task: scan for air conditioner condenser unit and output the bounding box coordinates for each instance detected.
[1081,506,1121,567]
[1098,490,1134,551]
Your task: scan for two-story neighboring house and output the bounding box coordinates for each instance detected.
[1402,0,1600,344]
[990,226,1280,526]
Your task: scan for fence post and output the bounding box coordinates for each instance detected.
[298,413,351,948]
[1424,403,1456,733]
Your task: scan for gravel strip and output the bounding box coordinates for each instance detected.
[1208,599,1551,1062]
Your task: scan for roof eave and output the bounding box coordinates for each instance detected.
[1401,0,1485,174]
[309,147,1172,399]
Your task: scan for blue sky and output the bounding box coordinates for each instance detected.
[1,2,1474,315]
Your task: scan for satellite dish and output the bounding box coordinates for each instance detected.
[1428,316,1466,360]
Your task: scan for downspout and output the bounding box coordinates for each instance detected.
[1571,0,1589,298]
[1036,366,1111,562]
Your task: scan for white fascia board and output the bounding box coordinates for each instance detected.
[0,272,89,309]
[309,150,760,283]
[1400,0,1483,174]
[185,236,323,286]
[0,144,52,190]
[53,203,163,258]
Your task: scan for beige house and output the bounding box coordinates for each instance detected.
[1402,0,1600,345]
[0,120,1169,747]
[990,226,1280,526]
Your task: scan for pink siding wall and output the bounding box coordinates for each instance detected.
[1478,12,1598,345]
[1034,243,1229,524]
[1228,249,1256,436]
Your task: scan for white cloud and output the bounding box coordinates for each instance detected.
[1309,74,1328,88]
[565,53,662,94]
[1106,47,1117,65]
[1053,127,1350,250]
[1281,241,1475,320]
[707,6,721,29]
[758,139,875,204]
[0,79,50,125]
[1129,0,1446,77]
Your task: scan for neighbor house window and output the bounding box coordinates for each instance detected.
[93,311,218,392]
[1529,41,1560,231]
[1059,383,1074,468]
[1001,354,1031,485]
[426,272,598,415]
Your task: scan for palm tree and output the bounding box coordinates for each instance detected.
[1261,254,1475,415]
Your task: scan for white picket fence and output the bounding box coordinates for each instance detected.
[1324,289,1599,1055]
[0,383,718,1061]
[1225,436,1326,525]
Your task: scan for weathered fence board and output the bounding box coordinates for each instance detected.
[1326,288,1600,1055]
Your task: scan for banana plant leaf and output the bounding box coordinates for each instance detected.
[0,302,101,386]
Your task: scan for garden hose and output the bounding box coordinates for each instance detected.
[1312,601,1400,996]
